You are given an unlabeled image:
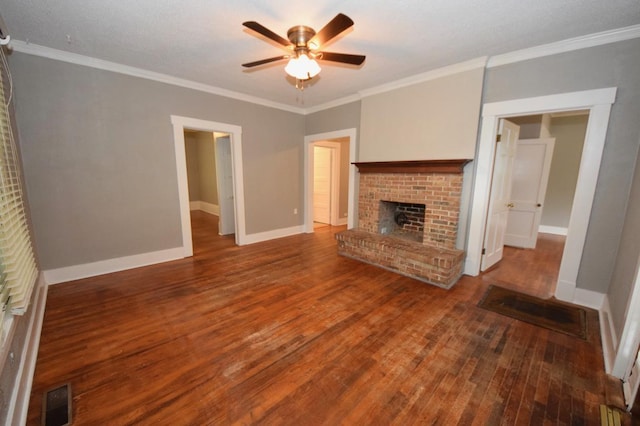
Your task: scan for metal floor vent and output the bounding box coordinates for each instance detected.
[599,404,622,426]
[42,383,72,426]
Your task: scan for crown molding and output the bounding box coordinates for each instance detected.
[357,56,488,99]
[7,23,640,116]
[303,93,362,115]
[487,24,640,68]
[8,40,306,114]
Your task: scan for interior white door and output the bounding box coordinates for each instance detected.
[313,146,332,224]
[215,135,235,235]
[481,119,520,271]
[505,138,555,248]
[613,252,640,408]
[624,347,640,411]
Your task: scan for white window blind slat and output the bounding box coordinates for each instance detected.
[0,47,38,333]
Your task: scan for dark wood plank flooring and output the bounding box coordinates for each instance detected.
[27,211,623,425]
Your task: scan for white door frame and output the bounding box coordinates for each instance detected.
[465,87,617,305]
[313,141,341,225]
[612,251,640,401]
[214,134,235,236]
[171,116,247,253]
[304,128,357,233]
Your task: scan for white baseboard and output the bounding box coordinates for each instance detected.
[9,273,48,426]
[199,201,219,216]
[335,217,348,226]
[240,225,304,245]
[599,295,618,375]
[538,225,568,236]
[554,279,575,302]
[555,282,604,310]
[43,247,187,284]
[572,287,605,310]
[189,201,220,215]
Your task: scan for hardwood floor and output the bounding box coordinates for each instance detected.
[27,212,623,425]
[484,233,566,299]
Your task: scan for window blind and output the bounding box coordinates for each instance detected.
[0,47,38,341]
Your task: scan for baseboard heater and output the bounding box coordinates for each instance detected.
[42,383,71,426]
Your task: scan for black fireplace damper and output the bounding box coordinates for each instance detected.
[378,200,425,243]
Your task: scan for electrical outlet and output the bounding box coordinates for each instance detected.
[293,208,298,215]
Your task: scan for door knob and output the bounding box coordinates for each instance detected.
[507,203,514,208]
[537,203,542,207]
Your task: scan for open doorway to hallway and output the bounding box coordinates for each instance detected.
[184,130,236,243]
[171,115,246,254]
[481,111,589,298]
[312,139,348,229]
[304,128,358,233]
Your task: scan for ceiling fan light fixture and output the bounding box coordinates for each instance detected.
[284,53,321,81]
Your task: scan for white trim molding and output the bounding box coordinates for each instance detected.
[572,287,605,310]
[359,57,488,99]
[190,201,220,215]
[9,25,640,115]
[612,253,640,380]
[538,225,568,236]
[10,40,305,114]
[242,226,305,245]
[43,247,185,284]
[488,24,640,68]
[7,274,48,426]
[465,88,617,308]
[305,94,362,115]
[600,295,618,375]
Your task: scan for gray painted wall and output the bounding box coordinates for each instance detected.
[185,131,219,205]
[9,52,304,270]
[305,101,361,137]
[185,132,201,201]
[608,134,640,338]
[542,115,588,228]
[483,38,640,294]
[509,115,543,139]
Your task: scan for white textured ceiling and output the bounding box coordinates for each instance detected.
[1,0,639,109]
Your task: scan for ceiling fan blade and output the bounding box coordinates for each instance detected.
[242,21,291,47]
[309,13,354,48]
[242,55,288,68]
[317,51,365,65]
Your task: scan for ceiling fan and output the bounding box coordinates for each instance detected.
[242,13,365,87]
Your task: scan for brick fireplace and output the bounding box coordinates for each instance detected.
[335,160,470,288]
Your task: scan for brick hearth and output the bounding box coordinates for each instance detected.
[336,160,470,289]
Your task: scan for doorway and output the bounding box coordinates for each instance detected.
[481,112,589,296]
[184,131,235,237]
[465,88,617,307]
[171,116,247,255]
[304,129,357,233]
[312,142,341,226]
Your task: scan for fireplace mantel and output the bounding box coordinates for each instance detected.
[353,159,471,174]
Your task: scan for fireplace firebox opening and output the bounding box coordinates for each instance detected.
[377,200,425,243]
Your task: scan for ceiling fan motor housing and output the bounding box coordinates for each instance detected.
[287,25,316,47]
